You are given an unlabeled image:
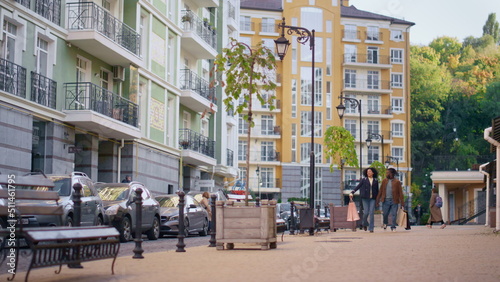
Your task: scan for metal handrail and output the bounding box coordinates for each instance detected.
[31,72,57,109]
[179,128,215,158]
[0,58,27,98]
[179,69,216,103]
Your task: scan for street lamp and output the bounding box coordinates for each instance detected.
[337,95,363,178]
[275,17,316,236]
[275,17,316,210]
[366,132,384,163]
[256,166,261,200]
[385,156,399,172]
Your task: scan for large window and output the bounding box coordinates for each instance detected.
[367,70,379,89]
[391,30,403,41]
[367,120,380,135]
[261,17,275,33]
[261,167,274,188]
[344,24,357,40]
[291,79,297,118]
[392,147,404,162]
[367,46,379,64]
[1,20,17,62]
[344,69,356,88]
[367,26,379,41]
[238,140,247,161]
[391,73,403,88]
[240,16,252,31]
[261,141,275,161]
[300,111,322,137]
[300,143,322,164]
[392,98,404,112]
[345,119,357,138]
[367,96,380,114]
[301,7,322,32]
[344,45,357,63]
[391,49,403,64]
[261,115,274,135]
[238,117,248,134]
[367,145,379,164]
[392,122,404,137]
[300,67,322,106]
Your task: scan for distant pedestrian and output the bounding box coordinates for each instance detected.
[427,188,446,229]
[350,168,379,233]
[413,203,423,225]
[376,168,404,232]
[121,175,132,183]
[200,192,212,229]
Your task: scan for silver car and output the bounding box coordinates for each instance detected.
[155,194,209,236]
[96,182,161,242]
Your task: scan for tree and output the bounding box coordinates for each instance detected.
[482,13,500,43]
[429,36,462,65]
[212,38,277,204]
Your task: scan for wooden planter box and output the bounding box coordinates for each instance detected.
[216,200,277,250]
[329,204,357,231]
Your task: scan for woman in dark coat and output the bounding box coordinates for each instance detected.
[427,188,446,229]
[350,168,379,232]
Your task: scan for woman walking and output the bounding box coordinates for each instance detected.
[350,168,379,233]
[427,188,446,229]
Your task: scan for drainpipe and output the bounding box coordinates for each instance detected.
[479,162,490,227]
[117,139,125,183]
[484,127,500,232]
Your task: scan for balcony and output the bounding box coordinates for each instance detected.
[343,79,392,94]
[243,98,281,112]
[180,10,217,59]
[238,125,281,138]
[345,129,393,144]
[238,150,280,163]
[342,29,361,41]
[226,1,238,31]
[213,149,238,178]
[179,69,217,113]
[248,177,281,193]
[0,58,26,99]
[179,128,216,167]
[343,53,392,69]
[31,72,56,109]
[192,0,219,8]
[14,0,62,25]
[341,104,393,118]
[64,82,140,139]
[66,2,141,66]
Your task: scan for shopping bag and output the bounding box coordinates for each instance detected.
[346,201,360,221]
[396,208,407,228]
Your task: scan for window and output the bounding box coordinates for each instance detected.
[301,7,323,32]
[344,69,356,88]
[368,145,379,164]
[367,47,378,64]
[240,16,252,31]
[367,26,379,41]
[345,119,357,138]
[344,170,358,190]
[344,94,358,114]
[392,98,404,113]
[238,167,247,186]
[367,96,380,114]
[238,140,247,161]
[344,24,357,40]
[261,167,274,188]
[291,79,297,118]
[261,18,275,33]
[367,120,380,135]
[300,111,322,137]
[291,124,297,162]
[300,67,322,106]
[36,38,48,76]
[300,143,322,164]
[261,115,274,135]
[238,117,248,134]
[392,147,404,162]
[392,123,404,137]
[391,49,403,64]
[391,30,403,41]
[344,45,357,63]
[367,71,379,89]
[262,38,276,56]
[391,73,403,88]
[261,141,275,161]
[1,20,17,62]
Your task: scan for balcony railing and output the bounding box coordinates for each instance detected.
[67,2,141,56]
[36,0,62,25]
[227,1,236,20]
[238,125,281,136]
[15,0,30,8]
[0,58,27,98]
[238,150,280,162]
[248,177,281,189]
[342,104,392,116]
[31,72,56,109]
[343,79,391,91]
[343,53,391,65]
[179,69,216,104]
[180,10,217,49]
[227,149,234,166]
[179,128,215,158]
[366,32,383,41]
[342,29,360,40]
[64,82,138,127]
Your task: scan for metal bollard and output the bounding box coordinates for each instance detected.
[176,191,186,252]
[256,197,260,207]
[290,201,295,235]
[68,183,83,269]
[208,194,216,247]
[133,188,144,259]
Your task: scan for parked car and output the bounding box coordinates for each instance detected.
[0,173,58,228]
[46,172,105,227]
[96,182,161,242]
[155,194,209,236]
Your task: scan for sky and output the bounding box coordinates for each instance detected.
[349,0,500,45]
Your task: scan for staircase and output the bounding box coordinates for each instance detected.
[457,196,487,225]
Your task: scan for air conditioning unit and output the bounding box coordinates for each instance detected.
[112,66,125,81]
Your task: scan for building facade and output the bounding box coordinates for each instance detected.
[0,0,238,194]
[239,0,414,206]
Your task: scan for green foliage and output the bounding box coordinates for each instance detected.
[369,161,386,183]
[212,38,277,127]
[483,13,500,43]
[286,197,309,203]
[323,126,358,172]
[429,36,462,65]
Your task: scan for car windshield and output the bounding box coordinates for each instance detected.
[156,196,179,208]
[49,176,72,196]
[98,187,130,201]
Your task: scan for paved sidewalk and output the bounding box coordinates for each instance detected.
[1,225,499,282]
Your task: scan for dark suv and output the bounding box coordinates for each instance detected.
[47,172,105,226]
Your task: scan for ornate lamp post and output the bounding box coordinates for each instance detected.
[385,156,399,172]
[275,17,315,236]
[256,166,261,200]
[366,132,384,163]
[337,95,363,178]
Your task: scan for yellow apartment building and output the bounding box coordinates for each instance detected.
[238,0,414,207]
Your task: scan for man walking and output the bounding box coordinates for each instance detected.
[376,168,404,232]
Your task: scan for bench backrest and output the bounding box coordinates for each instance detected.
[24,226,120,242]
[0,189,63,216]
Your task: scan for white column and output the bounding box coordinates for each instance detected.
[438,183,448,223]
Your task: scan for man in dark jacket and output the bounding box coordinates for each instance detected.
[376,168,404,232]
[350,168,379,233]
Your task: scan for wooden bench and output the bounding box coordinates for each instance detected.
[0,175,120,281]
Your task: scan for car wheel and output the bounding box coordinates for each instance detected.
[119,216,132,242]
[146,216,160,240]
[198,218,209,236]
[66,216,73,227]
